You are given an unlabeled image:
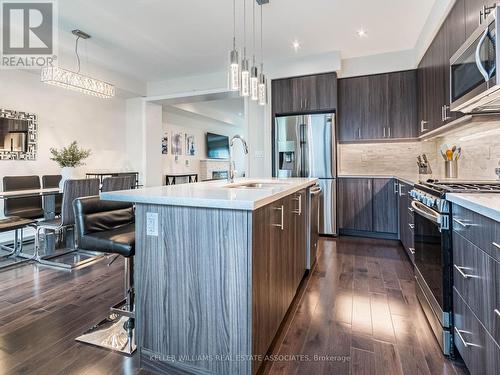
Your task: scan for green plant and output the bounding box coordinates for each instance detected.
[49,141,91,168]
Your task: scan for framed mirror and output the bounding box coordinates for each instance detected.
[0,109,37,160]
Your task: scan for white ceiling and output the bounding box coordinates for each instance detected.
[58,0,437,83]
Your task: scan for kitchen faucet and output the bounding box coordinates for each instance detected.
[228,135,249,183]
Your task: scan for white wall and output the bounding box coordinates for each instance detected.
[162,107,246,180]
[0,69,132,218]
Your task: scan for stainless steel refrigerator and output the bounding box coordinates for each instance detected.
[273,113,337,236]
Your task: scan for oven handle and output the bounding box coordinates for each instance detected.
[475,28,490,82]
[411,200,440,225]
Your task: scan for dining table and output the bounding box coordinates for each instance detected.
[0,188,66,265]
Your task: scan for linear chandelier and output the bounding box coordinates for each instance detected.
[228,0,267,105]
[41,30,115,99]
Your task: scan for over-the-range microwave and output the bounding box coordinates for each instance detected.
[450,5,500,113]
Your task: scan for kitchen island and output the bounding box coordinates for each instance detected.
[101,178,318,375]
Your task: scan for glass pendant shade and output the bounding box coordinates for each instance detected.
[229,49,240,91]
[250,65,259,101]
[41,66,115,98]
[258,73,267,106]
[240,59,250,97]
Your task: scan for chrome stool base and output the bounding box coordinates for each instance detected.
[75,312,136,355]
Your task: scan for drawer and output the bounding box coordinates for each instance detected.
[454,289,500,375]
[452,204,500,262]
[453,232,498,342]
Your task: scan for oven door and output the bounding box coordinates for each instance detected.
[412,200,452,318]
[450,13,498,112]
[412,200,452,355]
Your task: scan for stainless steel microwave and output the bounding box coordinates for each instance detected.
[450,6,500,113]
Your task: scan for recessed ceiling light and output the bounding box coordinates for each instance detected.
[292,40,300,52]
[357,29,367,38]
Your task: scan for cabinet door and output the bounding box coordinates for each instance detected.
[338,178,373,232]
[388,70,418,138]
[465,0,496,38]
[428,29,448,131]
[372,178,398,234]
[444,0,466,124]
[306,73,337,112]
[272,79,294,115]
[365,74,388,139]
[417,57,430,135]
[291,190,307,288]
[338,77,366,141]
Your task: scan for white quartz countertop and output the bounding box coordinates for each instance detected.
[338,174,418,185]
[446,193,500,222]
[100,178,318,211]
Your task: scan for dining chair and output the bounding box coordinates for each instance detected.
[101,175,136,192]
[33,178,102,269]
[42,175,62,215]
[3,175,44,219]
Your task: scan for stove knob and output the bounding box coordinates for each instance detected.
[428,197,436,207]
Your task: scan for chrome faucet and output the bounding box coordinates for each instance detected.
[228,135,249,183]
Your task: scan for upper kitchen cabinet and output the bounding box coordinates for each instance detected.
[338,70,417,142]
[417,0,466,135]
[465,0,496,38]
[271,72,337,115]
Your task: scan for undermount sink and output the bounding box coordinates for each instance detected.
[224,182,291,189]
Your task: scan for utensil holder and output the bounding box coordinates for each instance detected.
[444,160,458,179]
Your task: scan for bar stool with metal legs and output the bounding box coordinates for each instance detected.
[73,195,136,355]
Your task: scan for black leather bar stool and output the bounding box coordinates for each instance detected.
[73,195,136,354]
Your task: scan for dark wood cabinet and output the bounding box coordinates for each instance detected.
[338,70,417,142]
[397,180,415,262]
[252,189,308,373]
[272,72,337,115]
[372,178,399,234]
[388,70,418,138]
[417,0,466,135]
[338,178,373,232]
[465,0,496,38]
[338,177,399,237]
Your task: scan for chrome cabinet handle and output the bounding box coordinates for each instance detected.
[454,327,479,348]
[443,105,451,121]
[388,127,391,137]
[383,127,386,138]
[408,207,414,213]
[453,218,471,228]
[409,248,415,255]
[358,128,361,139]
[493,242,500,249]
[394,181,399,194]
[420,120,428,132]
[494,309,500,318]
[454,264,478,279]
[409,223,415,229]
[292,194,302,215]
[272,205,284,230]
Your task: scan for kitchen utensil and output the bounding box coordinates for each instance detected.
[446,149,453,161]
[417,155,423,166]
[422,154,429,164]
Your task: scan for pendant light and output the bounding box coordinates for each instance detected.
[258,2,267,106]
[240,0,250,97]
[41,30,115,98]
[250,0,259,101]
[228,0,240,91]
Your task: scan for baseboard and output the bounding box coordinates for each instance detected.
[338,229,399,241]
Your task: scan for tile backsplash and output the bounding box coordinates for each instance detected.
[339,120,500,181]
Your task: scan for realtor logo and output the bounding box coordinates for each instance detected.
[1,0,57,68]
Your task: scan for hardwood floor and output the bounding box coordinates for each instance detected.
[0,237,468,375]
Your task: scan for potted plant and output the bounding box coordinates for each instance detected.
[50,141,91,189]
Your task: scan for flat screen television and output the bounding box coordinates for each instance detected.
[206,132,230,159]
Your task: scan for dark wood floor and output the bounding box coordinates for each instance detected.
[0,237,468,375]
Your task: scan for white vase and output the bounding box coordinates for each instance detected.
[59,167,76,189]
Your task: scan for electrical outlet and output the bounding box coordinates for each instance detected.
[146,212,159,236]
[255,150,264,158]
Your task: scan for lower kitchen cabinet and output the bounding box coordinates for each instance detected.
[398,180,415,262]
[372,178,399,233]
[252,189,307,372]
[338,177,398,238]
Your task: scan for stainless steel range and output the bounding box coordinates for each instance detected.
[409,180,500,356]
